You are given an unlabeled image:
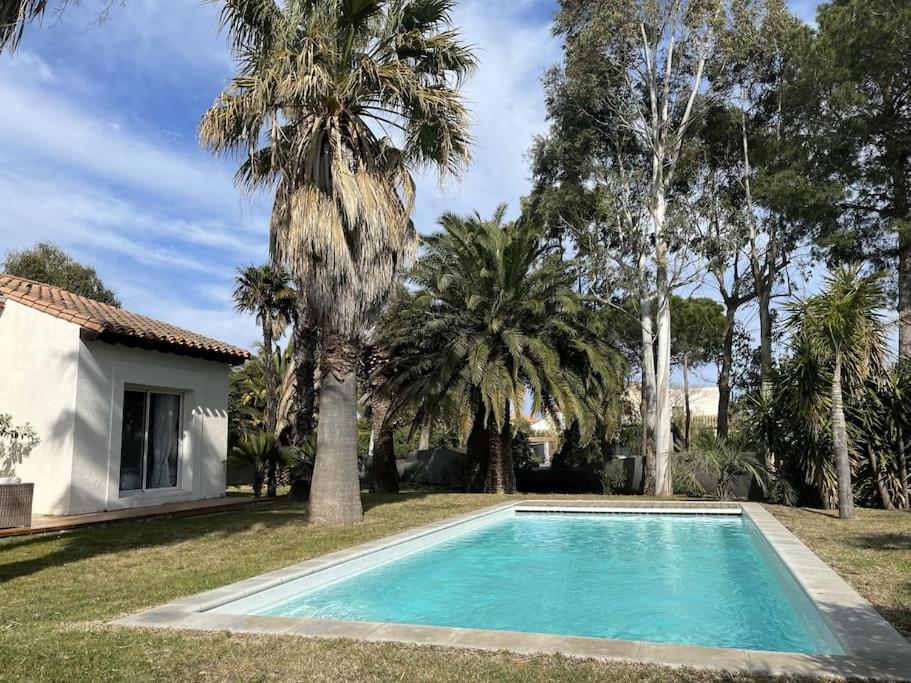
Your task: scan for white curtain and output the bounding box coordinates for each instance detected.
[148,394,179,488]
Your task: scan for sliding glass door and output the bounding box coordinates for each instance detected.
[119,389,182,493]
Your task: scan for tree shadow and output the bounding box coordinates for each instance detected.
[359,490,440,514]
[0,499,307,583]
[850,532,911,552]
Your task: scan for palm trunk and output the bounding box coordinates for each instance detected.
[292,317,318,450]
[717,305,736,439]
[897,427,909,508]
[252,470,263,498]
[465,402,488,492]
[308,333,363,523]
[866,444,894,510]
[682,352,691,449]
[418,415,432,451]
[369,393,398,493]
[484,406,516,494]
[262,314,278,497]
[831,352,855,520]
[896,153,910,359]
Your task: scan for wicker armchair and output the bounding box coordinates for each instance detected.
[0,483,33,528]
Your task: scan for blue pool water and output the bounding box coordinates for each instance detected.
[258,513,843,654]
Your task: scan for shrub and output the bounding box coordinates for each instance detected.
[512,430,540,476]
[600,458,626,494]
[675,434,768,501]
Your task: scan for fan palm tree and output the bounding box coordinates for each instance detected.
[378,208,626,493]
[233,265,295,496]
[202,0,474,523]
[785,265,888,519]
[1,0,50,51]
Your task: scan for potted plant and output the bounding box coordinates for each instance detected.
[0,414,38,528]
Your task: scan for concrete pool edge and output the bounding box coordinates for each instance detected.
[113,500,911,680]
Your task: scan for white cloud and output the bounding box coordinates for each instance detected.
[0,69,252,215]
[411,0,561,232]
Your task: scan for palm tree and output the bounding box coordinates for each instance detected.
[2,1,52,51]
[379,208,626,494]
[363,342,398,493]
[785,265,888,519]
[230,431,291,498]
[201,0,474,523]
[233,264,295,495]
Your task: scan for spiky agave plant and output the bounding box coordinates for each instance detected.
[201,0,475,522]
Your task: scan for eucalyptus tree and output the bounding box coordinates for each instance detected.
[201,0,474,522]
[379,209,626,494]
[710,0,828,405]
[785,266,888,519]
[529,0,722,495]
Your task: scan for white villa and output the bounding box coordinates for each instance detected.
[0,275,249,516]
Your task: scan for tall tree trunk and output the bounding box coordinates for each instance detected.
[640,287,658,494]
[717,305,736,439]
[484,407,515,494]
[418,415,432,451]
[831,352,855,520]
[682,352,691,449]
[741,104,775,405]
[465,402,488,493]
[896,153,911,358]
[369,393,398,493]
[308,333,363,523]
[866,444,894,510]
[292,317,318,450]
[757,284,774,400]
[897,427,909,509]
[262,314,278,497]
[654,193,673,497]
[501,401,516,493]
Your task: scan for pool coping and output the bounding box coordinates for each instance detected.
[113,500,911,680]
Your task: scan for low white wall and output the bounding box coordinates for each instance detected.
[0,301,80,514]
[70,340,230,514]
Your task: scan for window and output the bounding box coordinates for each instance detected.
[119,389,181,493]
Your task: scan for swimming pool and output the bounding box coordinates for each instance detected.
[215,509,841,654]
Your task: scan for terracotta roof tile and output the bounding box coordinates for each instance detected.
[0,274,250,364]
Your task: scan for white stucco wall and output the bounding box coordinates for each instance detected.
[1,300,232,515]
[0,301,80,514]
[70,339,231,514]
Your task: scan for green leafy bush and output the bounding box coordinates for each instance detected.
[599,459,626,494]
[675,434,768,501]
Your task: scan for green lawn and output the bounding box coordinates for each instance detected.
[0,494,908,682]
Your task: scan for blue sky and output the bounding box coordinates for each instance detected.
[0,0,822,352]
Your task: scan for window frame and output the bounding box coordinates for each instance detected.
[118,386,184,496]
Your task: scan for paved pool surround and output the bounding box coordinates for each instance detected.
[114,501,911,680]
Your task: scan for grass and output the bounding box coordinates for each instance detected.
[768,504,911,640]
[0,493,908,681]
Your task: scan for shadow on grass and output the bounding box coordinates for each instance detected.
[850,531,911,551]
[0,499,308,583]
[360,490,440,514]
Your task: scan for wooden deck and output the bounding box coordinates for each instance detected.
[0,496,275,539]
